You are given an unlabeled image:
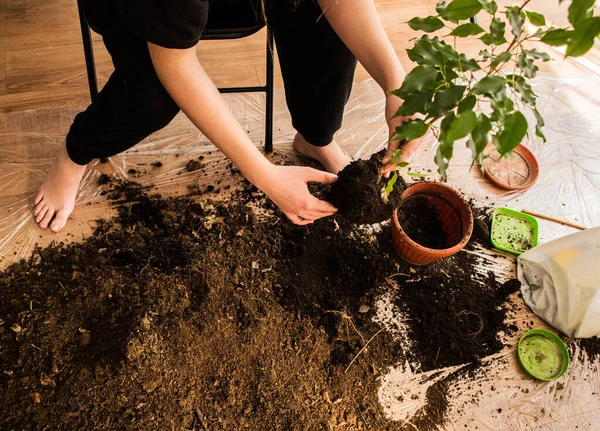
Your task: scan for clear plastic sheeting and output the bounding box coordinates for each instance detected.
[1,75,599,429]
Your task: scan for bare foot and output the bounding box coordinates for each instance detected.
[33,145,87,232]
[292,133,352,174]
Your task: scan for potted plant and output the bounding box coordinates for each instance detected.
[389,0,600,263]
[333,0,599,263]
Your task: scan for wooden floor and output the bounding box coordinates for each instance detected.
[1,0,597,114]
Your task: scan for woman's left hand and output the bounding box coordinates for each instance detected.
[381,93,426,177]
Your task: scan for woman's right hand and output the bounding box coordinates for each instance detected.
[257,165,339,225]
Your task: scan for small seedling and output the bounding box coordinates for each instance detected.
[384,149,426,198]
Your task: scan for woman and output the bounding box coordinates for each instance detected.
[33,0,422,232]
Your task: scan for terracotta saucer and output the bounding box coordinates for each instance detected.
[482,143,539,190]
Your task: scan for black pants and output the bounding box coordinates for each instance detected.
[67,0,357,165]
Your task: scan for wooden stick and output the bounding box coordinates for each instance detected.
[521,209,587,230]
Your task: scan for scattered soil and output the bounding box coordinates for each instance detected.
[0,173,547,431]
[186,159,203,172]
[388,225,521,371]
[579,336,600,362]
[396,196,448,249]
[151,161,163,168]
[327,152,405,225]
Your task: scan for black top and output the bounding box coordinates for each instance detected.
[117,0,261,49]
[118,0,210,49]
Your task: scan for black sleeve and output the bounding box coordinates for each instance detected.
[118,0,209,49]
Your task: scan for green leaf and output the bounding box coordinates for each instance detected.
[479,49,492,60]
[480,33,492,45]
[534,108,547,142]
[436,1,449,16]
[388,149,404,165]
[505,6,525,38]
[490,90,514,122]
[436,112,456,175]
[450,23,485,36]
[517,52,539,78]
[408,16,446,32]
[427,85,466,117]
[566,17,600,57]
[477,0,497,14]
[446,110,478,142]
[490,51,512,68]
[496,111,528,155]
[398,65,440,94]
[394,90,435,117]
[391,119,429,142]
[490,17,507,44]
[525,11,546,27]
[407,36,463,68]
[467,113,492,160]
[407,36,446,66]
[526,48,551,61]
[441,0,483,22]
[507,74,537,105]
[568,0,595,26]
[407,171,428,178]
[540,29,572,46]
[457,95,477,113]
[385,171,398,198]
[472,75,506,95]
[459,54,482,70]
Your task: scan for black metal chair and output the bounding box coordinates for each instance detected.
[76,0,274,152]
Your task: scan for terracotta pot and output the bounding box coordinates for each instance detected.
[391,182,473,265]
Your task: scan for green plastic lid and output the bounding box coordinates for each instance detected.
[490,207,539,255]
[517,329,570,381]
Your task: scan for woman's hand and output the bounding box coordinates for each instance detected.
[257,165,339,225]
[381,94,426,177]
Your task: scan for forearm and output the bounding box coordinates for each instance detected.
[148,43,272,187]
[318,0,406,92]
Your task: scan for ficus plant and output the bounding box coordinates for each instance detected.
[387,0,600,183]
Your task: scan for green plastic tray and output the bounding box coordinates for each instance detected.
[490,208,538,255]
[517,329,570,381]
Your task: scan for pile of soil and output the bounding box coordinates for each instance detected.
[0,175,537,430]
[0,180,402,431]
[396,196,448,249]
[327,152,405,225]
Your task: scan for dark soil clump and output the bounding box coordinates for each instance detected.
[328,152,405,225]
[186,159,203,172]
[396,196,447,249]
[579,336,600,362]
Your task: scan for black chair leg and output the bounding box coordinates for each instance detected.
[77,0,98,102]
[264,27,274,153]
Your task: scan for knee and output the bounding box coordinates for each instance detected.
[133,74,180,133]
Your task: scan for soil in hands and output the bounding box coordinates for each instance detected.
[396,196,448,249]
[327,152,406,225]
[0,175,522,431]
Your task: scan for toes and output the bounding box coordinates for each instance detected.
[38,208,55,229]
[35,205,48,223]
[50,209,70,233]
[34,200,46,217]
[34,189,44,205]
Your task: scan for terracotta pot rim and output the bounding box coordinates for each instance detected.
[392,182,473,256]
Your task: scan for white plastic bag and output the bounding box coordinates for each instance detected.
[517,227,600,338]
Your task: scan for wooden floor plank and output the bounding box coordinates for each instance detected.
[0,0,598,114]
[0,50,5,94]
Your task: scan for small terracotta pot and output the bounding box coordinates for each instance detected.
[391,182,473,265]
